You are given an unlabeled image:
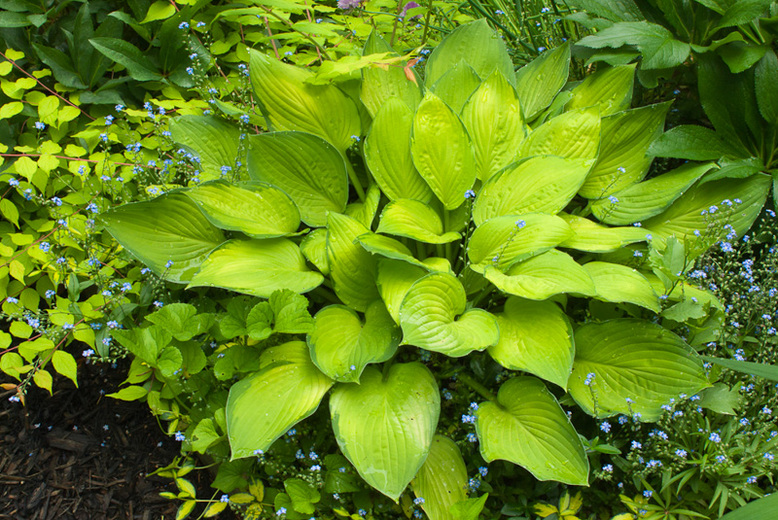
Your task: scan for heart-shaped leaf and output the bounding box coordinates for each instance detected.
[399,272,499,357]
[473,156,592,225]
[361,30,422,118]
[100,192,225,283]
[377,199,460,244]
[300,229,329,275]
[308,301,400,383]
[188,239,323,298]
[247,131,348,227]
[515,43,570,120]
[484,249,595,300]
[558,213,650,252]
[591,163,714,225]
[566,64,636,116]
[476,377,589,485]
[518,106,601,162]
[461,70,526,181]
[185,180,300,238]
[249,49,360,151]
[583,261,659,312]
[489,298,574,389]
[169,115,243,181]
[412,435,468,520]
[327,213,379,312]
[569,320,710,421]
[364,98,433,202]
[329,363,440,501]
[376,259,429,323]
[227,341,333,459]
[411,92,476,210]
[468,213,572,272]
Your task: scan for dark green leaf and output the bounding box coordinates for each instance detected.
[89,37,163,81]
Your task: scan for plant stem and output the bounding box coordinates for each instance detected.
[345,160,366,202]
[443,209,453,263]
[458,372,496,402]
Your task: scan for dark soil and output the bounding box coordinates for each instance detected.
[0,359,222,520]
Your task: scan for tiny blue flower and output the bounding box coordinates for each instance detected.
[35,121,46,130]
[179,21,190,29]
[709,432,721,443]
[602,464,613,472]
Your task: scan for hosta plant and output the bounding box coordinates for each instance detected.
[99,19,771,518]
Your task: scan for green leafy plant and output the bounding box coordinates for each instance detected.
[97,18,772,519]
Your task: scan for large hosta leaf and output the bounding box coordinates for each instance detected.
[412,435,468,520]
[100,192,224,283]
[518,106,601,161]
[489,298,574,389]
[558,214,649,252]
[566,64,636,116]
[377,260,429,323]
[591,162,714,225]
[429,61,482,115]
[308,301,400,383]
[583,262,659,312]
[330,363,440,501]
[357,232,437,271]
[377,199,460,244]
[569,320,710,420]
[473,156,592,225]
[484,249,596,300]
[476,377,589,485]
[424,19,515,87]
[188,239,323,297]
[579,103,670,198]
[247,131,348,227]
[467,213,572,272]
[169,115,243,181]
[515,43,570,120]
[643,174,770,246]
[361,31,422,117]
[364,98,433,202]
[461,70,526,181]
[411,92,476,210]
[249,49,360,151]
[227,341,333,459]
[327,213,379,312]
[300,228,329,275]
[185,180,300,238]
[399,272,499,357]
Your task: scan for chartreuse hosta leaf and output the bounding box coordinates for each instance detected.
[566,64,636,116]
[467,213,572,273]
[579,103,670,198]
[412,435,468,520]
[364,98,433,202]
[300,228,329,275]
[476,377,589,485]
[643,174,771,247]
[361,31,422,118]
[227,341,333,460]
[308,301,400,383]
[100,192,225,283]
[184,180,300,238]
[327,213,379,312]
[515,43,570,121]
[247,131,348,227]
[411,92,476,210]
[461,70,526,182]
[377,259,428,323]
[591,162,715,225]
[358,232,439,271]
[329,363,440,501]
[424,19,515,87]
[583,262,659,312]
[569,320,710,421]
[188,239,323,298]
[558,214,649,252]
[489,298,574,389]
[518,106,601,161]
[346,184,381,230]
[249,49,360,152]
[399,272,499,357]
[473,156,592,225]
[484,249,596,300]
[169,115,243,181]
[429,62,482,114]
[377,199,460,244]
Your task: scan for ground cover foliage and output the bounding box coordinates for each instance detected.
[1,0,777,519]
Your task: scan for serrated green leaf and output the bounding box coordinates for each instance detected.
[566,64,636,116]
[476,377,589,485]
[227,341,333,459]
[327,213,379,312]
[489,298,574,389]
[412,435,468,520]
[519,106,601,161]
[569,320,710,420]
[188,239,323,297]
[399,272,498,357]
[377,199,459,244]
[169,116,243,181]
[329,363,440,501]
[583,261,659,312]
[515,43,570,120]
[697,383,741,415]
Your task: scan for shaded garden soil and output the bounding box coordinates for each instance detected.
[0,359,232,520]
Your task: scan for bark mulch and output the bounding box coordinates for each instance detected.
[0,359,226,520]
